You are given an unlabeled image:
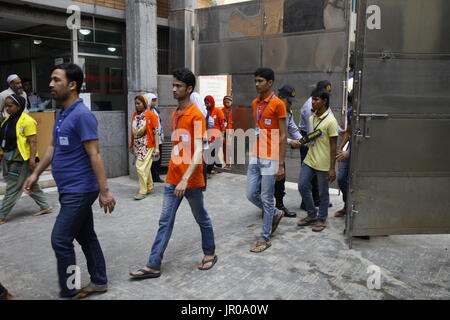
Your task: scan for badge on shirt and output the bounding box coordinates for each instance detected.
[264,118,272,126]
[19,127,24,133]
[59,136,69,146]
[255,127,261,136]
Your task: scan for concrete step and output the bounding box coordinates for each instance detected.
[0,171,56,195]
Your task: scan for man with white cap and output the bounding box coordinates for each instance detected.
[0,75,28,120]
[144,93,164,183]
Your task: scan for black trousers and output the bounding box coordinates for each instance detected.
[300,143,320,206]
[151,143,162,181]
[274,163,286,206]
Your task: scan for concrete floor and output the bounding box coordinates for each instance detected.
[0,173,449,300]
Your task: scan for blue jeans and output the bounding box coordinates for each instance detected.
[246,157,280,241]
[337,159,350,207]
[147,184,215,271]
[51,191,107,297]
[298,164,330,222]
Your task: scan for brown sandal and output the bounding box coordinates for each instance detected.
[250,240,272,253]
[72,286,107,300]
[312,222,326,232]
[297,217,317,227]
[271,210,284,235]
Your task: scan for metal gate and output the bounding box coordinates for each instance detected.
[194,0,351,178]
[347,0,450,244]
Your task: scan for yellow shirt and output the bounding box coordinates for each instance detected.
[304,110,338,171]
[0,112,38,160]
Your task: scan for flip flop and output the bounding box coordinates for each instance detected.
[32,207,53,217]
[129,268,161,279]
[250,240,272,253]
[198,255,218,271]
[134,194,147,200]
[72,286,107,300]
[271,210,284,235]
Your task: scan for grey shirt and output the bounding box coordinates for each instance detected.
[286,110,302,145]
[299,97,313,133]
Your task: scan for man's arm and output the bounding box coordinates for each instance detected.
[276,117,287,181]
[83,139,116,213]
[329,136,338,182]
[174,137,203,198]
[26,134,38,172]
[338,124,351,151]
[23,140,55,195]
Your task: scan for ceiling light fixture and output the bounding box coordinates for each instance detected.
[79,29,91,36]
[33,39,42,45]
[107,47,117,52]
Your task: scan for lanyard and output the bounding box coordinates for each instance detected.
[255,94,274,123]
[313,112,329,132]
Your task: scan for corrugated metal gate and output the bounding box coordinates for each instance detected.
[347,0,450,246]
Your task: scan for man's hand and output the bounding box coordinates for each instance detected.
[328,169,336,183]
[290,140,302,149]
[336,150,350,162]
[153,148,160,158]
[275,165,285,181]
[99,190,115,214]
[28,159,36,172]
[23,173,39,195]
[174,179,188,198]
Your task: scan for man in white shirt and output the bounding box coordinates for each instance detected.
[22,78,42,110]
[0,75,28,119]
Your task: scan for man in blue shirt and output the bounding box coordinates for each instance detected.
[23,63,116,299]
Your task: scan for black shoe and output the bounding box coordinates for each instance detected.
[277,206,297,218]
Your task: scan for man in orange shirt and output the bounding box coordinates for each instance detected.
[222,95,233,168]
[247,68,287,253]
[130,68,217,279]
[204,95,225,176]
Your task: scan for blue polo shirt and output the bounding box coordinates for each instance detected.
[52,99,99,194]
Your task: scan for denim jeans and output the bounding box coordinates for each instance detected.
[246,156,280,241]
[51,191,107,297]
[147,184,215,271]
[337,159,350,207]
[298,164,330,222]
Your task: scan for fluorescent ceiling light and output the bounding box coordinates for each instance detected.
[107,47,117,52]
[79,29,91,35]
[33,39,42,45]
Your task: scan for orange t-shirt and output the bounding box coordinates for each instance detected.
[251,92,286,160]
[130,109,159,149]
[222,107,233,130]
[166,103,206,189]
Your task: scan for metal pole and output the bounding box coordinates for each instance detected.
[72,28,79,65]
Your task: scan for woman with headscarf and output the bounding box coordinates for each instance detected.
[130,95,160,200]
[204,95,225,178]
[0,94,52,225]
[144,93,164,183]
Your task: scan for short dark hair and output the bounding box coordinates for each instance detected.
[311,88,330,109]
[21,77,31,84]
[51,63,84,94]
[173,68,196,92]
[254,68,275,82]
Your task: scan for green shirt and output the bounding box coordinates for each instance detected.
[304,110,338,171]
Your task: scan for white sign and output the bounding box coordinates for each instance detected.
[79,93,91,110]
[199,75,229,109]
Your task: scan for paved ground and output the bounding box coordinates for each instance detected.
[0,172,449,300]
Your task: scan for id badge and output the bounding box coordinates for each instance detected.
[264,118,272,126]
[59,136,69,146]
[173,144,180,156]
[255,127,261,136]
